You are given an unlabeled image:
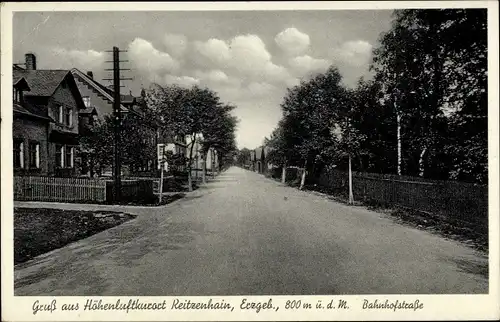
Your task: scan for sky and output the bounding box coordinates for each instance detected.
[13,10,394,149]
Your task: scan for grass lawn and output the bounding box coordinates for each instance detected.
[14,208,136,265]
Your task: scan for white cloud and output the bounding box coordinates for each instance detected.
[285,77,300,88]
[275,27,310,56]
[51,47,105,70]
[229,35,272,70]
[163,33,188,58]
[193,38,231,65]
[194,69,230,83]
[332,40,373,67]
[289,55,330,75]
[193,34,290,83]
[247,81,277,97]
[163,74,200,87]
[128,38,180,76]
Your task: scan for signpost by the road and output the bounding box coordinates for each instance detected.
[157,144,167,203]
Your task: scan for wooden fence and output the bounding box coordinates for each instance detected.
[14,176,107,202]
[105,179,154,203]
[314,169,488,225]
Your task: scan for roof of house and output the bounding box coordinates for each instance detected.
[79,106,98,115]
[13,69,70,97]
[71,68,130,113]
[13,67,87,117]
[94,81,136,104]
[13,102,52,121]
[13,76,31,91]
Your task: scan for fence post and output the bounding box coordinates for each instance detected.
[159,163,164,203]
[348,155,354,205]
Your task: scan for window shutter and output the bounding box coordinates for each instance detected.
[20,142,24,168]
[69,109,73,127]
[35,144,40,168]
[70,147,74,168]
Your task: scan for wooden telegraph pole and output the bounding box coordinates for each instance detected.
[104,46,132,202]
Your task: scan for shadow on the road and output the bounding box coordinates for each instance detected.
[450,257,489,279]
[183,195,205,200]
[209,178,239,182]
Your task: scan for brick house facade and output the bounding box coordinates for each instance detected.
[13,53,86,177]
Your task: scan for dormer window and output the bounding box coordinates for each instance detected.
[64,107,73,127]
[13,77,29,103]
[83,96,91,108]
[58,105,64,123]
[13,88,22,103]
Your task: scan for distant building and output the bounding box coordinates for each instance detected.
[185,134,219,173]
[12,53,86,176]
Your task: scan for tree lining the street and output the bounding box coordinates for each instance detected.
[265,9,487,184]
[146,84,238,190]
[79,112,156,176]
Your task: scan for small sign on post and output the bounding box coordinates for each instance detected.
[157,144,166,170]
[157,144,168,204]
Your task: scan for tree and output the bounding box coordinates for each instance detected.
[79,117,113,176]
[200,103,238,182]
[236,148,251,167]
[264,119,301,183]
[370,9,487,182]
[79,112,156,177]
[147,84,238,189]
[279,66,348,189]
[349,78,396,174]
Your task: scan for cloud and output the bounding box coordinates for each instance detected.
[288,55,330,75]
[163,74,200,87]
[285,77,300,88]
[332,40,373,67]
[51,47,105,70]
[247,81,277,97]
[193,34,290,83]
[128,38,180,76]
[194,69,230,83]
[163,33,188,58]
[275,27,310,56]
[193,38,231,65]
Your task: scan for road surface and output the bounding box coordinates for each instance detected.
[14,167,488,295]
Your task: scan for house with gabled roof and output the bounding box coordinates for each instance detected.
[12,53,86,176]
[71,68,162,176]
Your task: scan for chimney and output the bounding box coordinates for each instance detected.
[86,71,94,79]
[25,53,37,70]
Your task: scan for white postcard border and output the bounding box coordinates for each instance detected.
[1,1,499,321]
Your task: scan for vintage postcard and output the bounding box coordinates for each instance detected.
[1,1,499,321]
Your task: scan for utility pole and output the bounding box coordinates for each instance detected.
[103,47,132,202]
[112,47,122,201]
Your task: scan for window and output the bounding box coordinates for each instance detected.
[29,142,40,168]
[83,96,91,108]
[65,146,74,168]
[64,108,73,127]
[13,88,20,103]
[55,145,63,168]
[14,140,24,168]
[58,105,63,123]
